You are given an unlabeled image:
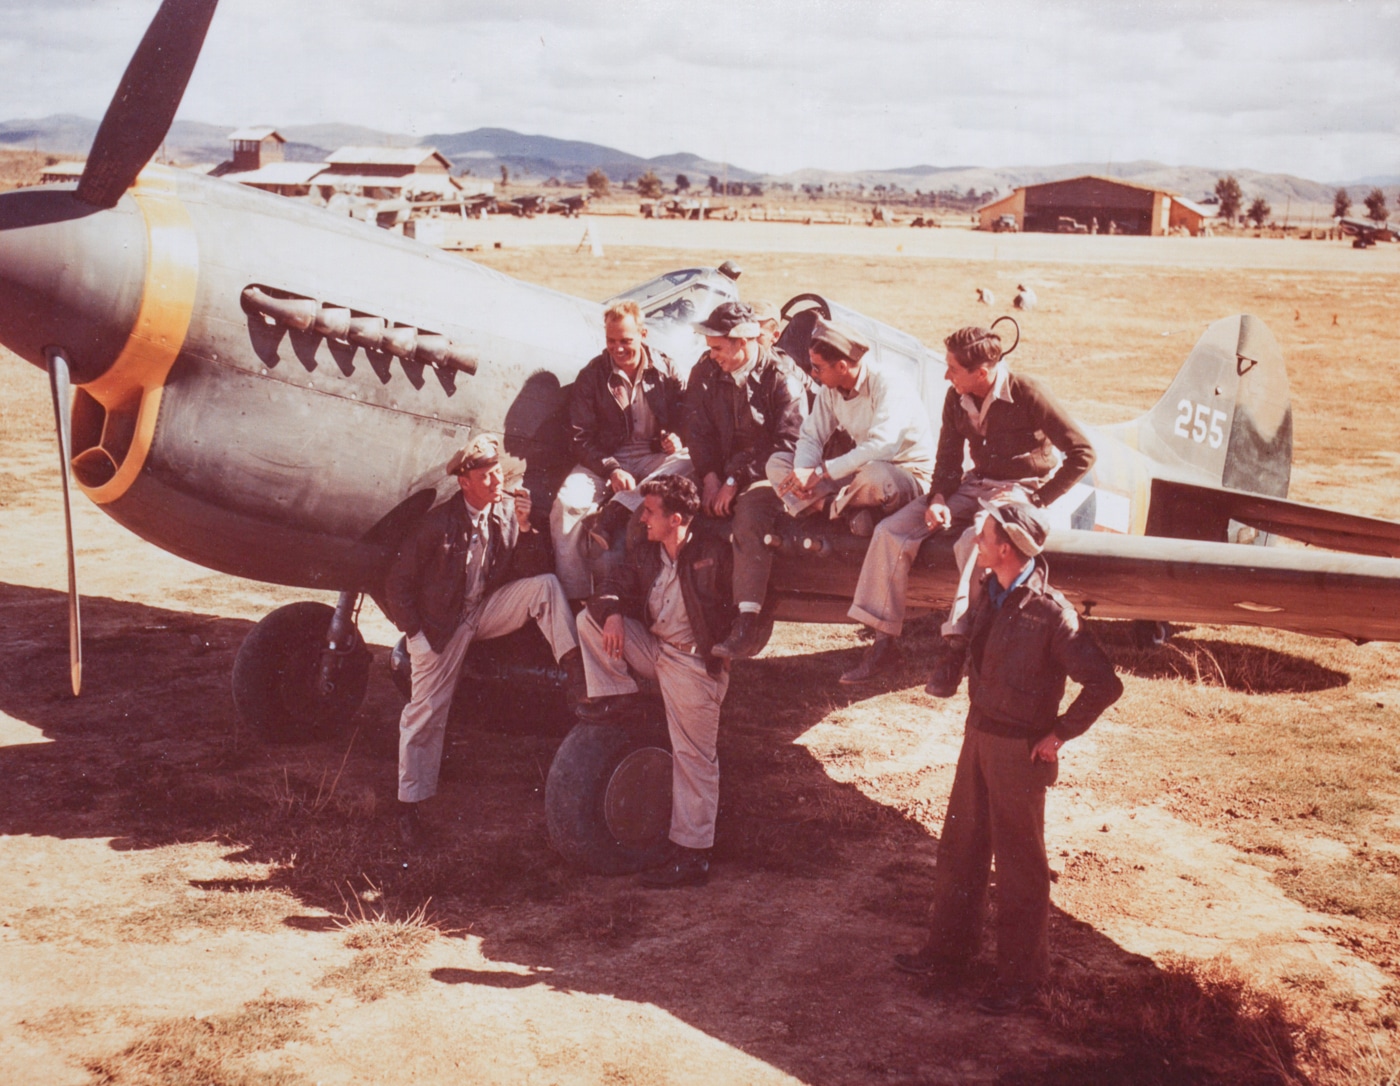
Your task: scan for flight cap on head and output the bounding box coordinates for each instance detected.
[810,316,869,364]
[750,299,780,324]
[979,498,1051,557]
[447,433,500,476]
[694,301,761,339]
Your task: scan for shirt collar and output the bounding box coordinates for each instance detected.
[988,558,1034,609]
[838,361,868,401]
[986,363,1013,404]
[609,347,650,387]
[463,496,490,524]
[726,350,759,386]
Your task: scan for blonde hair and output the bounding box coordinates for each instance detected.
[603,300,644,327]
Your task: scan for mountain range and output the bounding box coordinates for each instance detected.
[1,114,1394,210]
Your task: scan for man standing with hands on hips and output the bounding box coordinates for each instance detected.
[894,499,1121,1015]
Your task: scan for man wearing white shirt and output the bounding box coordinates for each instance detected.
[767,316,934,537]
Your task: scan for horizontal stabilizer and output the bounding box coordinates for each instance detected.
[1151,479,1400,558]
[1043,531,1400,643]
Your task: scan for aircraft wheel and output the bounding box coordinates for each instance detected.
[546,718,673,875]
[232,602,371,743]
[1131,619,1172,649]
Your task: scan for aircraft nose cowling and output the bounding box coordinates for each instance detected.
[0,185,147,383]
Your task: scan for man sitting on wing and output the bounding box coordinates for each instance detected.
[576,474,738,888]
[550,300,690,601]
[767,316,934,538]
[385,435,585,848]
[685,301,808,660]
[842,322,1095,688]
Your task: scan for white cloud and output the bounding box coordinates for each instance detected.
[0,0,1394,182]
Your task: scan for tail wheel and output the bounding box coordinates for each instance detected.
[232,601,371,743]
[546,718,674,874]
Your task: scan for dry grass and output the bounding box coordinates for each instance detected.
[315,882,443,1002]
[1042,955,1400,1086]
[85,998,311,1086]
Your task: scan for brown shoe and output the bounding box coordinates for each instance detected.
[639,846,710,888]
[711,612,771,660]
[847,508,877,538]
[839,634,900,685]
[925,640,967,697]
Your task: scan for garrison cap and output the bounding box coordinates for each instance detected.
[447,433,500,476]
[979,498,1051,558]
[750,299,781,324]
[694,301,761,339]
[809,316,870,364]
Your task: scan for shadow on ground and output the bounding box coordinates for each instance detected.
[0,583,1325,1084]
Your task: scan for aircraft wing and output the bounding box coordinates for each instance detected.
[1044,531,1400,642]
[1152,479,1400,558]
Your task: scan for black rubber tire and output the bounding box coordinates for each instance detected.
[546,719,673,875]
[232,602,371,744]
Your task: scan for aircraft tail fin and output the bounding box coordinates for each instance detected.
[1135,314,1292,499]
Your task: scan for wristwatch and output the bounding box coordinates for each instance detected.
[725,475,737,487]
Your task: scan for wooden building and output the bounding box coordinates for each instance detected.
[316,147,461,201]
[977,176,1210,236]
[227,127,285,172]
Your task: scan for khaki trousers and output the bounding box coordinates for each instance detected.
[848,476,1033,638]
[578,612,730,850]
[923,724,1057,987]
[550,450,692,599]
[398,573,578,803]
[765,450,927,519]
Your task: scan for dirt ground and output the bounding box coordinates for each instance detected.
[1,225,1398,1085]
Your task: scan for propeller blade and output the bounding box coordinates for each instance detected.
[75,0,220,209]
[45,349,82,696]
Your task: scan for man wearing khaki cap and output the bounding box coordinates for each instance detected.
[685,301,808,659]
[767,315,934,537]
[893,499,1121,1015]
[385,434,584,847]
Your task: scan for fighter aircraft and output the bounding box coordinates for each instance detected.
[4,0,1400,873]
[1337,217,1398,248]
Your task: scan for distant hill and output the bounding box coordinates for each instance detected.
[0,115,1390,207]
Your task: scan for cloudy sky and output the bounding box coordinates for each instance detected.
[1,0,1396,182]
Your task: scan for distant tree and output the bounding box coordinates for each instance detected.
[1214,175,1242,222]
[1333,187,1351,219]
[746,182,763,196]
[674,173,690,193]
[1246,197,1271,226]
[636,169,663,199]
[1364,187,1389,223]
[500,164,509,187]
[707,175,720,194]
[587,168,611,198]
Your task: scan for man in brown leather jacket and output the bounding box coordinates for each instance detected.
[685,301,808,659]
[385,435,583,847]
[894,500,1122,1014]
[550,301,690,600]
[577,474,739,888]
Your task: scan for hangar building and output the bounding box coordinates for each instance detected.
[977,176,1208,236]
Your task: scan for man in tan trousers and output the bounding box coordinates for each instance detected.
[386,435,583,847]
[842,324,1094,689]
[768,316,934,536]
[577,474,738,888]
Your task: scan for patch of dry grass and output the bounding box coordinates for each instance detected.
[1044,954,1400,1086]
[85,998,310,1086]
[315,885,443,1002]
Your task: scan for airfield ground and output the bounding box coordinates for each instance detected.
[1,224,1398,1085]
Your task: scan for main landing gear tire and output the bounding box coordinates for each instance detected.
[232,601,371,744]
[546,718,674,875]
